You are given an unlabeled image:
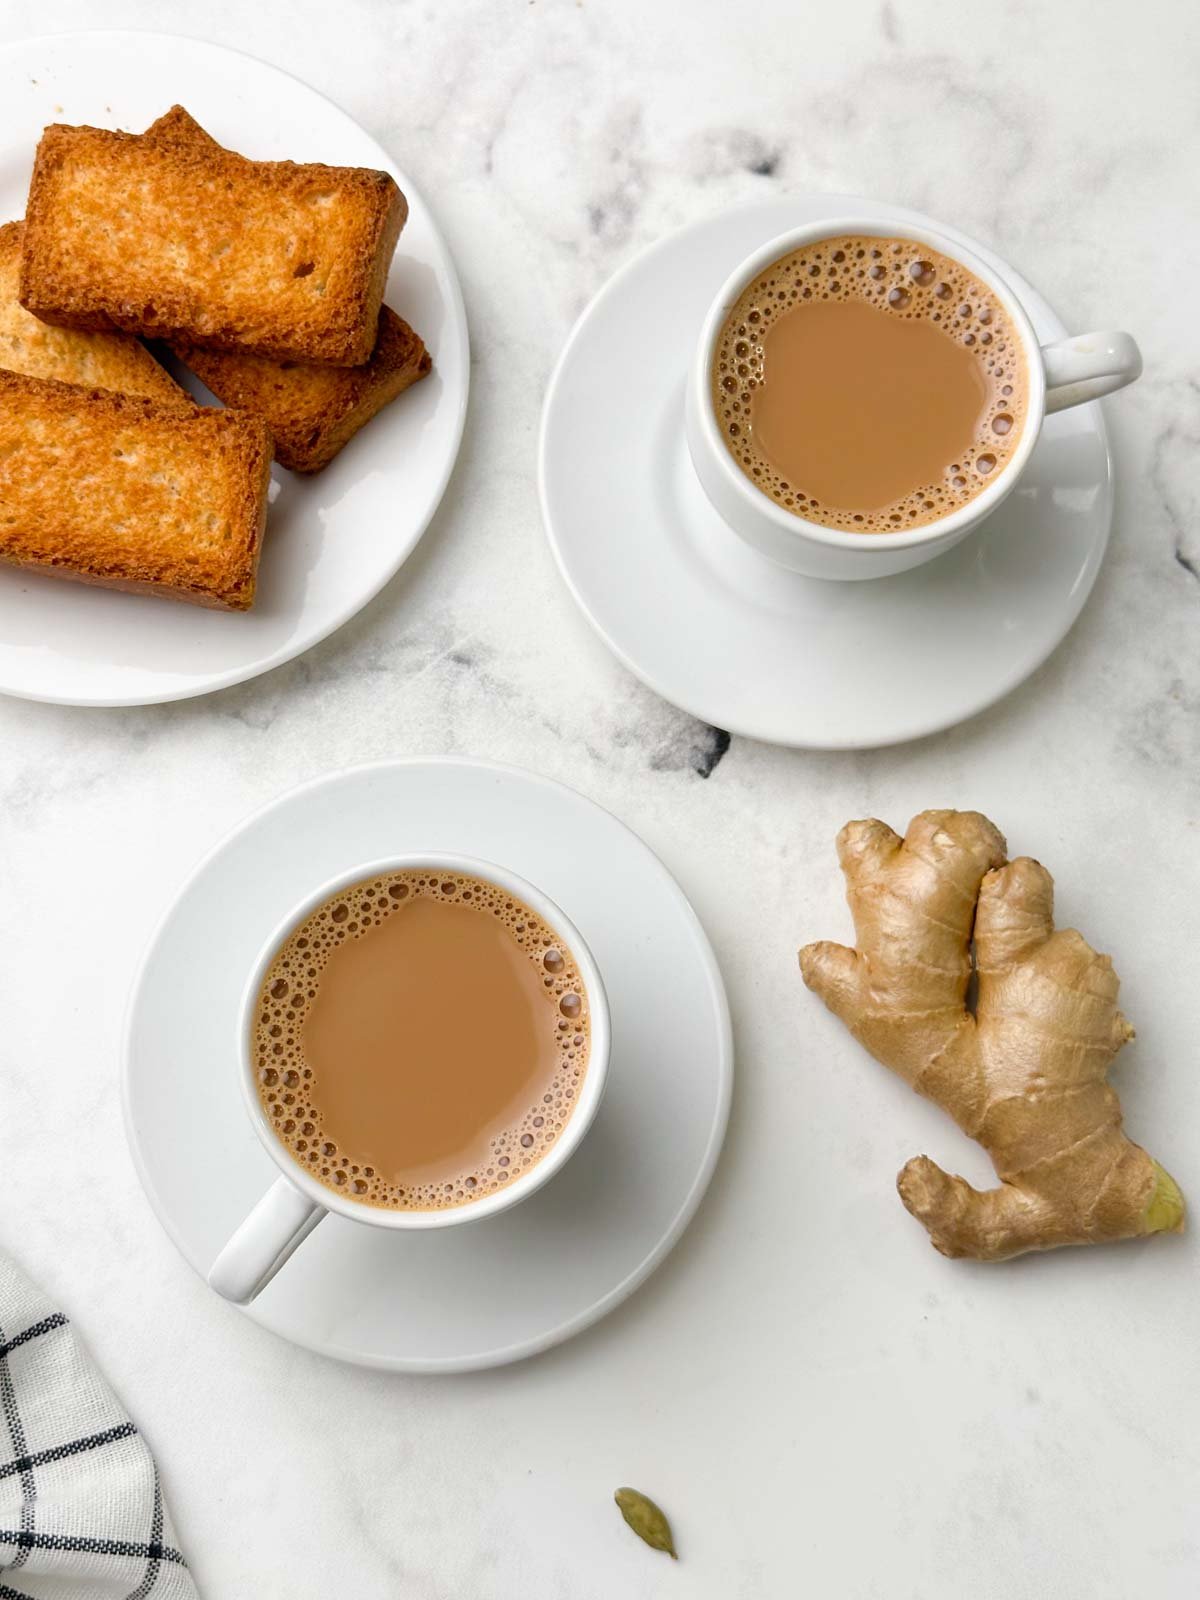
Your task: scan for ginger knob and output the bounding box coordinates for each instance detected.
[799,809,1185,1261]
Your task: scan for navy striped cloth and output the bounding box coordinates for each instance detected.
[0,1250,196,1598]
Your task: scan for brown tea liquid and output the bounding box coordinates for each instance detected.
[253,870,590,1211]
[712,236,1027,532]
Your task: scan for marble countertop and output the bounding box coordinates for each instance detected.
[1,1,1198,1596]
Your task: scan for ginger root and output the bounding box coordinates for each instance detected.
[799,810,1185,1261]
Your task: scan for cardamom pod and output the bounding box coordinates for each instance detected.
[614,1487,677,1559]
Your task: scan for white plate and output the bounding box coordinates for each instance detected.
[540,195,1112,749]
[0,32,468,706]
[122,759,733,1373]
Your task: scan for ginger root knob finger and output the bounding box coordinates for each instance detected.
[798,940,860,1017]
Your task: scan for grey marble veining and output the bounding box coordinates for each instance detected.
[0,2,1197,1597]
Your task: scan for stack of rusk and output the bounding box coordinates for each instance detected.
[0,106,430,610]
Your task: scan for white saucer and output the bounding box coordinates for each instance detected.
[122,760,733,1373]
[0,33,468,706]
[540,195,1113,749]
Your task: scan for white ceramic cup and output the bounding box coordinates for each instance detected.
[208,853,611,1305]
[684,216,1143,581]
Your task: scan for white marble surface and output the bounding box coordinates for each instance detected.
[1,1,1198,1595]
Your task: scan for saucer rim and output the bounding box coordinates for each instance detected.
[539,192,1113,750]
[121,756,734,1373]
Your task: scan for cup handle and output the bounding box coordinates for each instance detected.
[1040,330,1142,414]
[207,1177,325,1305]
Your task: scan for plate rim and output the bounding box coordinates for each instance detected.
[0,29,470,709]
[120,756,735,1373]
[539,192,1113,750]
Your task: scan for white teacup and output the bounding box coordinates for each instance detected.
[208,853,611,1305]
[685,215,1142,581]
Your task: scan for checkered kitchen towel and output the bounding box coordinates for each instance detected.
[0,1250,196,1598]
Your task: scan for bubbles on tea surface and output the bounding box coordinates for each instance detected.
[711,234,1028,532]
[254,876,592,1209]
[252,869,591,1213]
